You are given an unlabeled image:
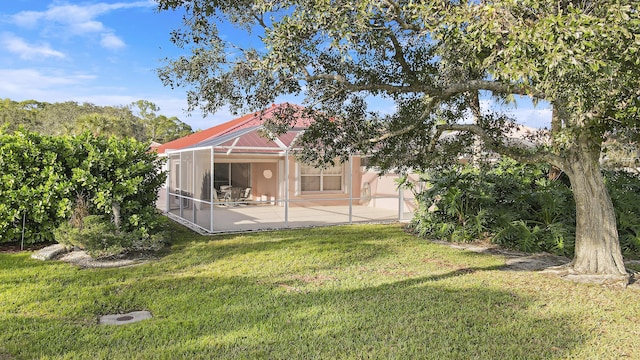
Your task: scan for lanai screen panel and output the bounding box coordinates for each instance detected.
[192,148,213,231]
[168,153,180,192]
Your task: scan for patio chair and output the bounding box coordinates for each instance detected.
[240,187,252,202]
[212,189,222,203]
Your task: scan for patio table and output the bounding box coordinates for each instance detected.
[221,186,244,203]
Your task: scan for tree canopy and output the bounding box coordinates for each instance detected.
[157,0,640,284]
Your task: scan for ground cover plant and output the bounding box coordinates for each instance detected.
[2,223,640,359]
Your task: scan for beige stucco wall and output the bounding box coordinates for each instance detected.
[361,171,418,213]
[251,162,278,202]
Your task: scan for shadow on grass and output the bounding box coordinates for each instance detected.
[165,225,400,271]
[2,268,585,359]
[152,273,585,359]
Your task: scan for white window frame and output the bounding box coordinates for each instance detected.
[297,162,344,194]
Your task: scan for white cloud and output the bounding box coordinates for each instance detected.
[505,107,552,129]
[101,33,126,50]
[72,20,107,34]
[10,11,43,28]
[10,1,154,50]
[0,68,95,99]
[0,67,212,128]
[1,33,65,60]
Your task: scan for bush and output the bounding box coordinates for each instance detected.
[0,131,72,243]
[605,170,640,258]
[410,159,640,257]
[54,214,169,259]
[0,129,166,246]
[411,159,640,258]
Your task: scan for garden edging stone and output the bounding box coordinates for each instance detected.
[31,244,71,261]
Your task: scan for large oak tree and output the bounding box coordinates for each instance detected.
[156,0,640,284]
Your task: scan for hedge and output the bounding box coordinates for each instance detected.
[0,129,165,244]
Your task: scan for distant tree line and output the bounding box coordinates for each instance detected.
[0,98,193,143]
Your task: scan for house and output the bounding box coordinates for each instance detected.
[156,103,417,233]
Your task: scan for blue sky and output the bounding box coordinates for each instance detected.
[0,0,231,130]
[0,1,550,131]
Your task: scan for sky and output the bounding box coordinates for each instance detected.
[0,1,551,131]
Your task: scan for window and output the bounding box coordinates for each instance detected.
[300,163,343,192]
[213,163,251,190]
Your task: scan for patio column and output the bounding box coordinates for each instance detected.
[165,156,170,213]
[284,149,289,228]
[398,177,404,221]
[179,151,183,219]
[192,149,196,224]
[210,147,214,232]
[348,154,353,224]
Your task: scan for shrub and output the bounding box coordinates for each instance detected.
[410,159,575,256]
[65,133,166,235]
[0,131,72,243]
[410,159,640,258]
[0,129,166,246]
[54,214,169,259]
[605,170,640,258]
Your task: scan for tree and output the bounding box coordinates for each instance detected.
[72,106,145,141]
[0,99,151,140]
[38,101,94,136]
[0,99,45,132]
[149,114,194,143]
[157,0,640,284]
[130,100,193,143]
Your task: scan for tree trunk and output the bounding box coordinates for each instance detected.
[112,202,121,231]
[563,139,628,283]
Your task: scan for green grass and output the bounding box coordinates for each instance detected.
[1,223,640,359]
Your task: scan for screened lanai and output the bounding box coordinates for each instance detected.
[158,124,417,234]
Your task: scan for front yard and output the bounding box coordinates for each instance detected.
[1,223,639,359]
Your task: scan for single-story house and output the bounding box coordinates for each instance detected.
[156,103,418,233]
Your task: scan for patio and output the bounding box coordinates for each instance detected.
[157,190,414,234]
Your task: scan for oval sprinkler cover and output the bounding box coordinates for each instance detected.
[99,311,152,325]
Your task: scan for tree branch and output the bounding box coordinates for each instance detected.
[303,73,545,99]
[431,123,564,166]
[368,124,417,143]
[379,0,423,31]
[438,80,545,99]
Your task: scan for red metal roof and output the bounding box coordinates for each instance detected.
[212,129,301,154]
[156,103,309,154]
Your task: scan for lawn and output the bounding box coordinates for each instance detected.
[1,222,639,359]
